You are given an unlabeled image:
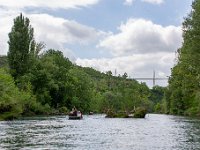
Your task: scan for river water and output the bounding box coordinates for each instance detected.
[0,114,200,150]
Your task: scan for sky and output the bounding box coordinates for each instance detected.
[0,0,193,87]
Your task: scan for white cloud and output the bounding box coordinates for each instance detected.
[124,0,134,5]
[141,0,164,4]
[124,0,164,5]
[99,18,182,56]
[0,12,104,59]
[0,10,19,55]
[0,0,101,57]
[0,0,99,10]
[76,52,174,87]
[61,48,77,62]
[29,14,103,46]
[76,52,174,76]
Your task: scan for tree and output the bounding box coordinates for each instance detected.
[7,13,35,79]
[0,68,23,120]
[167,0,200,116]
[0,56,8,68]
[0,68,49,120]
[122,72,128,79]
[30,49,73,108]
[68,67,93,112]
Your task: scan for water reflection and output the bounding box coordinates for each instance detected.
[0,114,200,150]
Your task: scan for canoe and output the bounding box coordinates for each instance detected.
[68,111,82,120]
[68,115,82,120]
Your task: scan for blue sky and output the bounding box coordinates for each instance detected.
[61,0,191,28]
[0,0,193,87]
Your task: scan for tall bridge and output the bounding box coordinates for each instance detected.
[133,71,168,87]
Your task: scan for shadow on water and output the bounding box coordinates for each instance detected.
[0,114,200,150]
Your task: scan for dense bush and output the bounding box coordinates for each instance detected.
[134,107,147,118]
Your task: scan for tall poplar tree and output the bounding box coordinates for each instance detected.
[7,13,35,79]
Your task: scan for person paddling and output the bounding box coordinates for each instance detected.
[72,106,77,116]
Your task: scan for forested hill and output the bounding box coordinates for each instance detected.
[0,14,165,120]
[0,53,163,119]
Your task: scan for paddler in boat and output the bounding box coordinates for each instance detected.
[72,106,77,116]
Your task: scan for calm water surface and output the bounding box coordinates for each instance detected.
[0,114,200,150]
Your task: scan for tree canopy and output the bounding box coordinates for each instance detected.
[166,0,200,116]
[7,13,36,79]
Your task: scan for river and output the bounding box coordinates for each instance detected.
[0,114,200,150]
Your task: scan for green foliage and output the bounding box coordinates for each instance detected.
[0,68,23,120]
[29,49,73,108]
[149,86,166,112]
[134,107,147,118]
[89,74,152,116]
[166,0,200,116]
[0,68,51,120]
[0,56,8,68]
[149,86,165,104]
[122,72,128,79]
[67,67,93,112]
[7,13,36,79]
[89,92,104,112]
[58,106,69,114]
[102,91,123,112]
[65,66,153,115]
[105,109,129,118]
[154,103,161,112]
